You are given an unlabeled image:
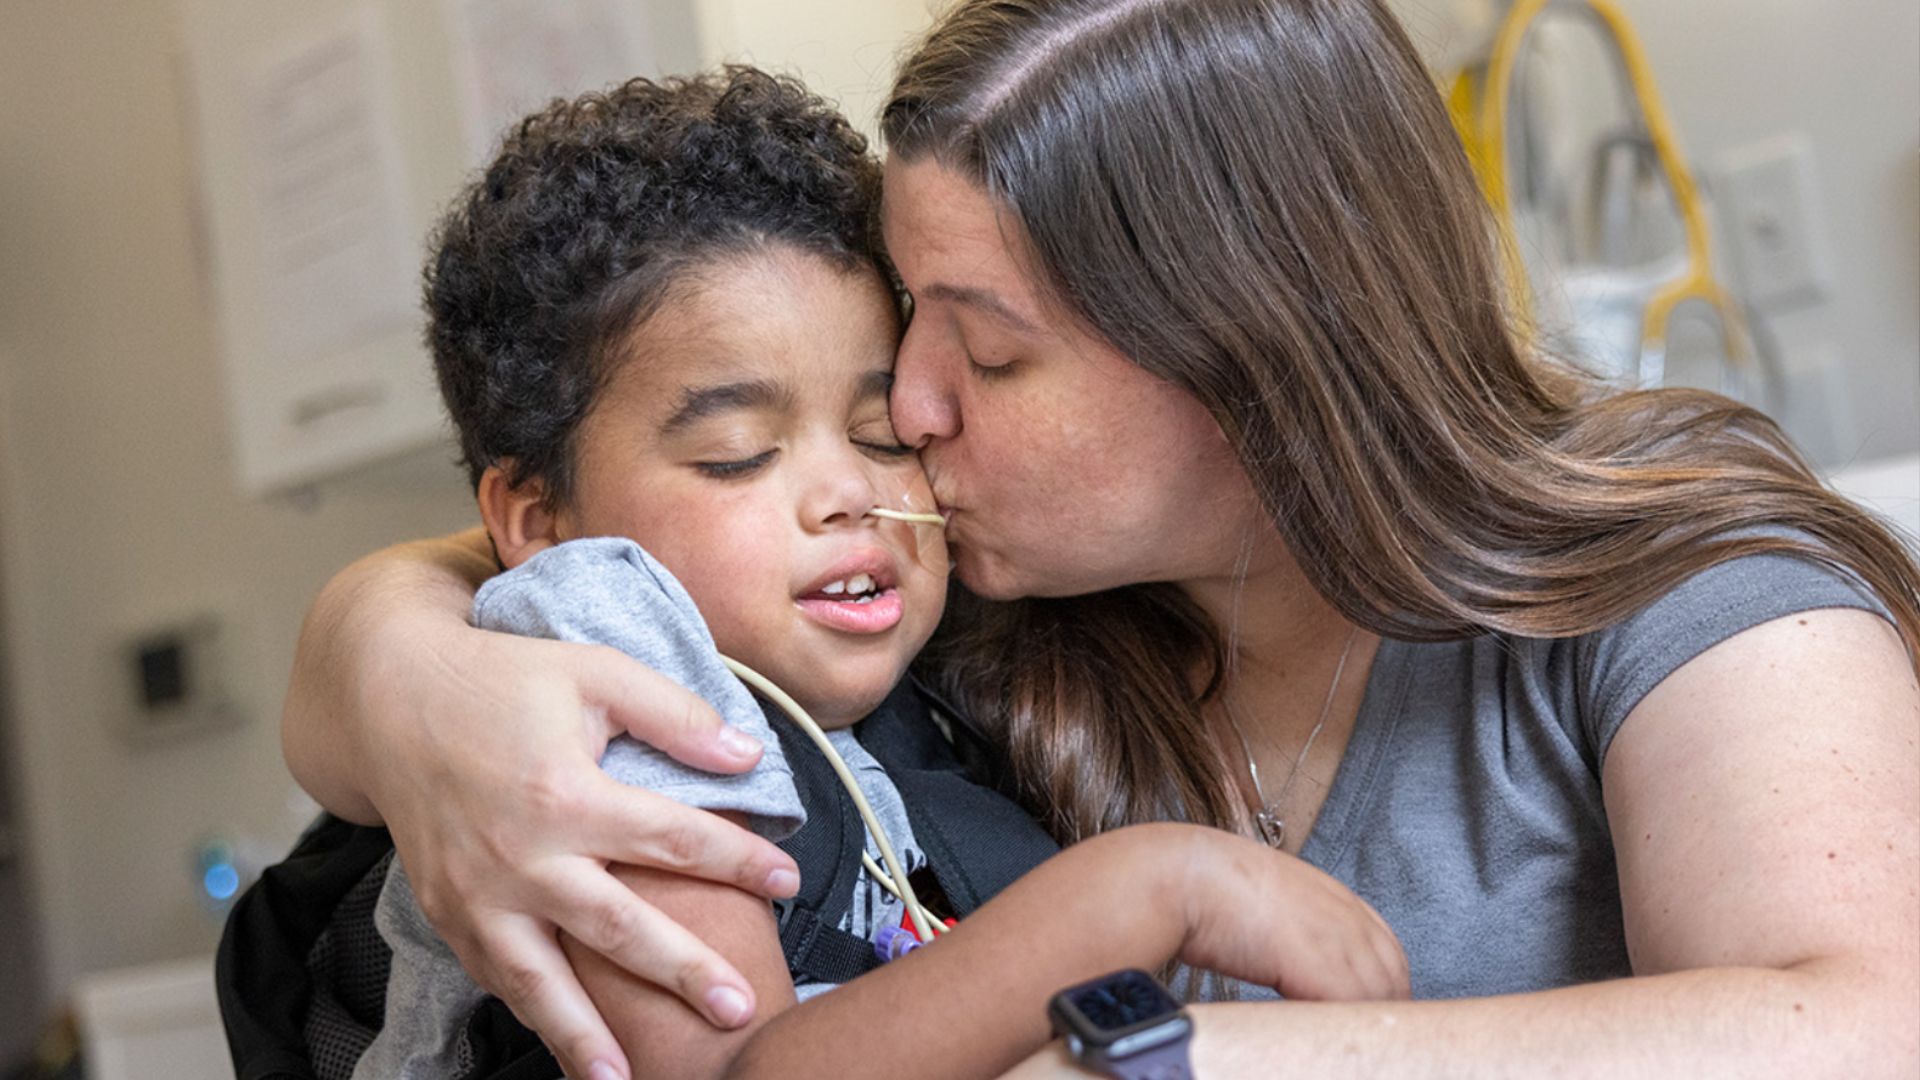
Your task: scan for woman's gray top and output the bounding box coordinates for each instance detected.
[1242,548,1886,1001]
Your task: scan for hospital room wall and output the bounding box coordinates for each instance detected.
[0,0,938,1036]
[0,0,487,1037]
[1388,0,1919,464]
[1607,0,1918,465]
[0,0,1911,1040]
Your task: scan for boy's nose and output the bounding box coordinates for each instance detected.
[804,453,882,530]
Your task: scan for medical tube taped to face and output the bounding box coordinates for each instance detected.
[869,490,948,574]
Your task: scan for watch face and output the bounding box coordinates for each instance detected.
[1062,969,1182,1033]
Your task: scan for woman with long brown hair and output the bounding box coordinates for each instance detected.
[279,1,1918,1076]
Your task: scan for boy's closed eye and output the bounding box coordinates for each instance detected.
[857,440,915,459]
[692,435,912,481]
[695,447,775,476]
[693,447,777,479]
[851,420,915,461]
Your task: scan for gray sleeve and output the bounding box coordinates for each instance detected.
[1579,548,1889,764]
[474,537,804,840]
[351,856,490,1080]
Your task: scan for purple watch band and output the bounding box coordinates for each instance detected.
[1106,1039,1193,1080]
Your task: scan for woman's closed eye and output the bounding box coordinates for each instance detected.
[964,345,1017,381]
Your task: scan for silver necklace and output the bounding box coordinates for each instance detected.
[1224,627,1359,849]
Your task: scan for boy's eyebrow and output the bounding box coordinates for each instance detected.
[660,378,793,433]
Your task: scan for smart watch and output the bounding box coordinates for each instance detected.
[1047,968,1194,1080]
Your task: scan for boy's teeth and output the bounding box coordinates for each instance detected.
[818,572,876,598]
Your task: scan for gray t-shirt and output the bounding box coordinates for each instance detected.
[354,538,923,1080]
[1216,548,1886,1003]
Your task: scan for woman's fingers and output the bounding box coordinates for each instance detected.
[451,910,633,1080]
[421,843,772,1077]
[362,628,800,1051]
[543,859,764,1028]
[568,641,768,776]
[574,772,802,899]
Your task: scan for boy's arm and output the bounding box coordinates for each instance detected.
[568,822,1398,1080]
[558,817,802,1080]
[694,822,1398,1080]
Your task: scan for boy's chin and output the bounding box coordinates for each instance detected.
[797,685,894,732]
[740,644,921,732]
[781,665,907,732]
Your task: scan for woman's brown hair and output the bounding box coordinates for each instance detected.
[886,0,1920,843]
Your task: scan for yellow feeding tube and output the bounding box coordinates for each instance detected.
[718,655,942,943]
[869,505,948,576]
[868,507,946,526]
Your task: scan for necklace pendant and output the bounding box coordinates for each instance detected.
[1254,808,1286,849]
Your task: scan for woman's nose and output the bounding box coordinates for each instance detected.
[889,319,960,447]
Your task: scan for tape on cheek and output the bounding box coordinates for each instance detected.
[867,504,948,575]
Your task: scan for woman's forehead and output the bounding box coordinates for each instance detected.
[881,156,1055,332]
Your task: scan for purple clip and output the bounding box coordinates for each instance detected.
[874,923,921,963]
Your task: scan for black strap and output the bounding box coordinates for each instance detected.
[459,998,559,1080]
[215,814,395,1080]
[859,681,1060,915]
[772,897,883,984]
[766,681,1059,986]
[767,698,878,986]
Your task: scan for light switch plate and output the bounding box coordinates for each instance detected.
[1717,133,1835,311]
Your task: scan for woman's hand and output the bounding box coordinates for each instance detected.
[280,528,800,1080]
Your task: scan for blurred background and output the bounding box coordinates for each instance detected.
[0,0,1912,1075]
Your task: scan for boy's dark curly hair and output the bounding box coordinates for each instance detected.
[426,66,886,503]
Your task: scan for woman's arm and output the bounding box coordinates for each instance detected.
[282,527,497,821]
[280,528,802,1079]
[1000,607,1920,1079]
[568,822,1406,1080]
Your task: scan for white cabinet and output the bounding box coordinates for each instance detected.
[176,0,930,495]
[76,956,232,1080]
[176,0,700,495]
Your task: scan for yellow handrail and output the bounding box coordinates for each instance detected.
[1461,0,1751,382]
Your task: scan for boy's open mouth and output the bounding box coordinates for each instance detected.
[804,573,883,603]
[796,557,906,633]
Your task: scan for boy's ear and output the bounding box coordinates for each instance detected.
[478,463,560,569]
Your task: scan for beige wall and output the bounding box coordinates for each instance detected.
[0,0,1911,1029]
[701,0,936,132]
[0,0,467,1007]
